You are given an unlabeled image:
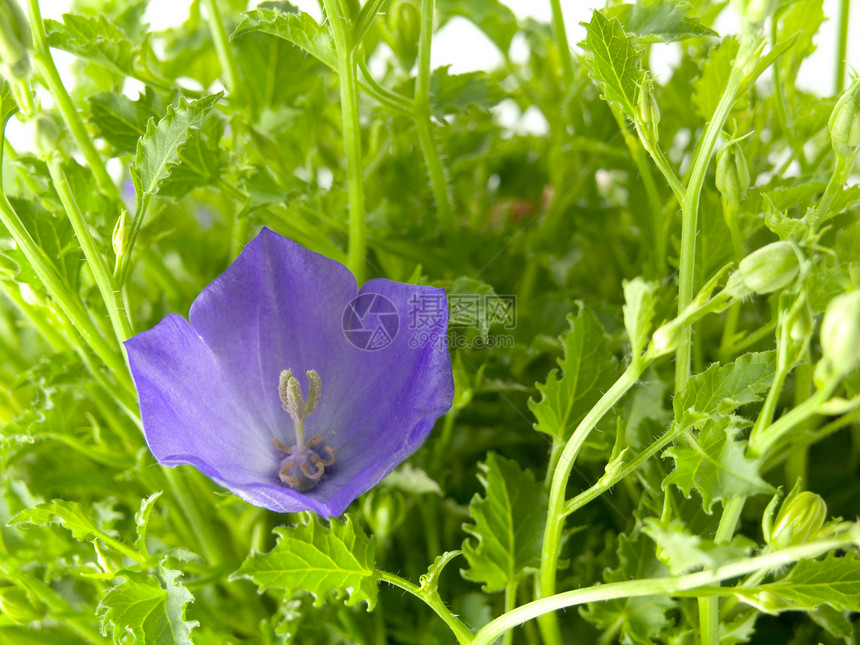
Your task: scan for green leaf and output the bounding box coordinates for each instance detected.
[0,79,18,133]
[672,351,777,431]
[98,567,197,644]
[776,0,824,88]
[579,11,644,116]
[529,308,618,441]
[622,277,658,358]
[130,93,222,210]
[437,0,519,53]
[420,550,462,596]
[642,518,752,575]
[664,417,775,512]
[231,8,337,71]
[231,513,377,609]
[692,36,741,121]
[608,0,718,43]
[429,67,506,116]
[45,14,135,77]
[581,530,675,645]
[133,492,162,557]
[11,499,108,541]
[381,464,442,496]
[461,453,547,592]
[156,116,226,199]
[87,91,159,153]
[730,553,860,614]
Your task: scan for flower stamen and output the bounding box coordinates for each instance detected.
[273,369,335,491]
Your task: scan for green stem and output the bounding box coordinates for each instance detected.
[202,0,241,101]
[47,157,133,343]
[472,534,858,645]
[749,375,840,457]
[502,580,517,645]
[414,0,454,242]
[162,468,229,565]
[785,364,813,487]
[0,193,131,390]
[549,0,573,84]
[377,570,473,645]
[676,37,751,393]
[644,144,686,204]
[808,152,855,229]
[26,0,117,200]
[323,0,367,283]
[609,103,666,276]
[356,56,414,116]
[537,363,644,645]
[836,0,850,94]
[721,318,777,358]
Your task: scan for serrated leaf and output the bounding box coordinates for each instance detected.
[664,417,774,512]
[98,567,197,645]
[131,93,222,209]
[461,453,547,592]
[134,492,162,556]
[730,553,860,614]
[579,11,644,116]
[692,36,741,120]
[430,67,506,116]
[231,513,377,609]
[623,277,658,358]
[231,8,336,71]
[529,308,618,441]
[608,0,718,43]
[381,464,442,496]
[581,530,675,645]
[11,499,108,541]
[437,0,519,53]
[88,92,159,153]
[156,116,226,198]
[45,14,134,77]
[642,518,752,575]
[776,0,824,88]
[672,351,777,430]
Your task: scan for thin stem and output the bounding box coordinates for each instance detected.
[502,580,517,645]
[26,0,118,200]
[609,103,666,276]
[645,144,686,204]
[47,157,133,343]
[414,0,454,242]
[162,468,228,565]
[322,0,367,283]
[549,0,574,84]
[537,363,643,645]
[721,318,777,358]
[356,57,414,116]
[203,0,241,101]
[785,363,813,486]
[676,37,751,393]
[472,534,858,645]
[836,0,850,94]
[377,570,473,645]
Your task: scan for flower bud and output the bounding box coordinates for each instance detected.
[636,81,660,146]
[765,491,827,551]
[829,78,860,158]
[0,0,31,81]
[731,242,800,296]
[820,290,860,376]
[112,209,130,258]
[361,489,406,542]
[649,319,682,357]
[388,0,420,67]
[715,141,750,208]
[32,114,61,159]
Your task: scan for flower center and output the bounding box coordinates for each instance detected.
[273,369,336,491]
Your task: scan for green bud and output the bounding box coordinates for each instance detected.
[715,141,750,208]
[765,490,827,551]
[112,209,130,258]
[731,0,778,24]
[361,489,406,542]
[820,290,860,376]
[32,114,61,158]
[635,81,660,146]
[649,318,682,357]
[388,1,421,67]
[729,241,800,296]
[829,78,860,157]
[0,0,32,81]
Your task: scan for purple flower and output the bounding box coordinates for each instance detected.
[125,229,453,517]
